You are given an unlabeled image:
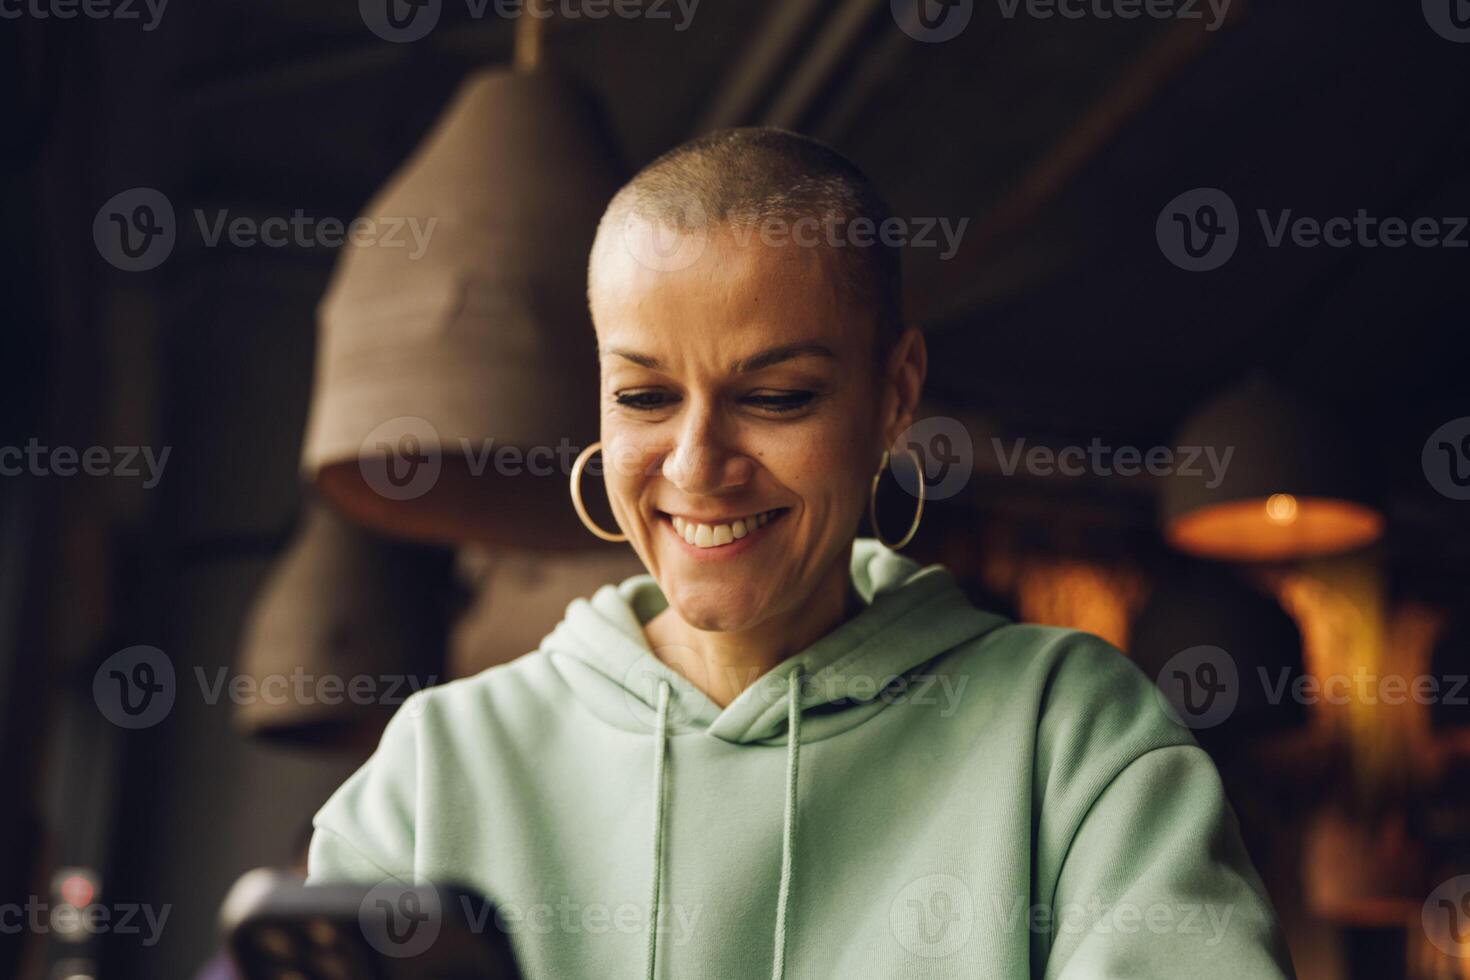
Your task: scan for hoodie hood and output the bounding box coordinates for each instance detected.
[542,539,1008,744]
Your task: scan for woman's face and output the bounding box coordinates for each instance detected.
[589,223,921,634]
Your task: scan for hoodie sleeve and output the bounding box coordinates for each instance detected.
[1030,631,1294,980]
[306,692,425,885]
[1043,744,1294,979]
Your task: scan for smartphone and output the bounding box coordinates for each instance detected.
[221,869,522,980]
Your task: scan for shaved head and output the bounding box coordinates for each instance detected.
[590,127,904,359]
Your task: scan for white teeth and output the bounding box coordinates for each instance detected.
[669,510,778,549]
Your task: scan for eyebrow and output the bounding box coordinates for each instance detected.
[601,342,838,374]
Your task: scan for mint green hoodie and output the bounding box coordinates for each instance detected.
[310,541,1294,979]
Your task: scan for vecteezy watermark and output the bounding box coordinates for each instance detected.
[1423,0,1470,43]
[358,879,703,960]
[1159,187,1470,271]
[93,188,438,272]
[355,416,584,503]
[0,439,171,488]
[994,0,1231,31]
[93,646,437,730]
[986,895,1236,944]
[618,201,971,274]
[619,655,972,734]
[1423,417,1470,501]
[1422,876,1470,958]
[892,0,974,43]
[0,897,171,947]
[990,437,1233,488]
[0,0,167,30]
[1154,645,1240,729]
[726,215,970,262]
[1156,188,1239,271]
[892,417,975,501]
[359,0,700,44]
[1150,645,1469,730]
[890,875,975,958]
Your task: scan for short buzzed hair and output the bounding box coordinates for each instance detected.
[591,127,903,358]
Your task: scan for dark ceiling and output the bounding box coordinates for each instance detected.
[6,0,1468,579]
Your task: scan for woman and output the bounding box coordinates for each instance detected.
[310,129,1294,979]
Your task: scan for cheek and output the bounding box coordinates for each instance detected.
[599,428,662,516]
[769,422,875,523]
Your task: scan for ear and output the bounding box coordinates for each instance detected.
[879,326,928,451]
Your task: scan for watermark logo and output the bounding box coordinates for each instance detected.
[992,437,1232,486]
[1156,188,1238,271]
[892,0,974,42]
[1423,417,1470,501]
[94,189,438,271]
[1160,188,1469,270]
[93,646,176,730]
[0,0,168,31]
[360,880,442,959]
[358,416,444,502]
[621,192,710,274]
[1424,0,1470,42]
[361,0,442,41]
[94,188,176,272]
[891,417,974,501]
[1153,645,1238,729]
[361,0,699,44]
[0,440,170,487]
[0,897,170,947]
[890,874,974,958]
[94,646,436,729]
[620,649,707,732]
[1422,876,1470,958]
[994,0,1231,30]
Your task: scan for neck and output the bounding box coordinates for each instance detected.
[645,549,857,707]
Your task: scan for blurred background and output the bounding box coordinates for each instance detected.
[3,0,1469,977]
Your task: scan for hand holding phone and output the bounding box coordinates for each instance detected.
[221,870,522,980]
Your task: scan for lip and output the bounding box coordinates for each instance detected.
[658,508,788,560]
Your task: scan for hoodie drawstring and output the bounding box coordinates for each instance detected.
[644,671,804,980]
[771,667,802,980]
[646,681,671,980]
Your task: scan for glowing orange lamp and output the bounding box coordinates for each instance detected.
[1160,376,1384,561]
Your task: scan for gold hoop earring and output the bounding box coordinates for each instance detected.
[869,448,924,550]
[570,441,628,543]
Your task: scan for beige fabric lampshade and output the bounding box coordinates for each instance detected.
[449,546,646,679]
[235,503,450,749]
[302,68,625,550]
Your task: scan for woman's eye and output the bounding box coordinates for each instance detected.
[744,390,817,413]
[614,390,675,411]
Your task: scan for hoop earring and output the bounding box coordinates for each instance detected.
[869,448,924,550]
[570,441,628,543]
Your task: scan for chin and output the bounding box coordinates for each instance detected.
[665,580,774,634]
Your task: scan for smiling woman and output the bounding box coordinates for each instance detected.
[308,128,1296,980]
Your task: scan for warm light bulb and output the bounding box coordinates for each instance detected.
[1265,493,1299,525]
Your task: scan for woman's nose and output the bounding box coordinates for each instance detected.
[662,412,753,495]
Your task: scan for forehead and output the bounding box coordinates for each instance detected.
[590,222,867,361]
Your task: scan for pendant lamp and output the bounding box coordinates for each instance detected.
[234,504,451,750]
[449,547,646,679]
[301,64,625,550]
[1160,375,1383,562]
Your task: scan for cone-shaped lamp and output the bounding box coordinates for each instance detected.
[302,68,625,549]
[1160,375,1383,561]
[235,504,450,749]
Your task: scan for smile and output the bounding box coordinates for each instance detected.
[667,509,786,550]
